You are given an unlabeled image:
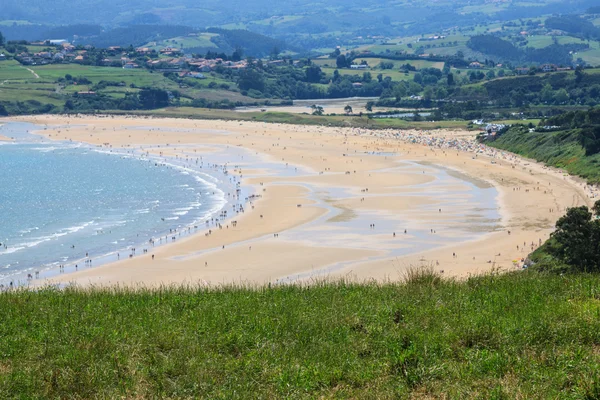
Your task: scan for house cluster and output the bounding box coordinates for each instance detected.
[188,57,248,71]
[481,123,507,138]
[418,35,446,42]
[15,42,80,65]
[145,56,249,73]
[540,64,571,73]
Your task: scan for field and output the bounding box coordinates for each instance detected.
[0,60,256,106]
[352,58,445,70]
[2,271,600,398]
[320,66,416,82]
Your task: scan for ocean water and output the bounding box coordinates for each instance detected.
[0,122,230,285]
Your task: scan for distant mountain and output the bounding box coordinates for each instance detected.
[1,0,595,32]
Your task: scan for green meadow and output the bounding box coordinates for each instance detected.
[2,271,600,398]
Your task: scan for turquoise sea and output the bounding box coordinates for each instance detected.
[0,122,233,285]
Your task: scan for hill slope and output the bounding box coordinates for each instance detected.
[483,108,600,183]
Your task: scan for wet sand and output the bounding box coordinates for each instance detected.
[11,115,596,287]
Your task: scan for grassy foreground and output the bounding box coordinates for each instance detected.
[2,271,600,398]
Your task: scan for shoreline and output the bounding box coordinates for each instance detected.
[0,123,253,286]
[7,115,596,287]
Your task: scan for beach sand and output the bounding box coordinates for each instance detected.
[11,115,596,287]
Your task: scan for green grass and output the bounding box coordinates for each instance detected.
[105,107,470,130]
[3,271,600,398]
[321,66,415,81]
[525,35,555,49]
[0,60,36,80]
[487,125,600,184]
[0,61,251,105]
[351,58,445,71]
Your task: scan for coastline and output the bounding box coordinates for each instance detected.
[8,114,596,287]
[0,122,247,285]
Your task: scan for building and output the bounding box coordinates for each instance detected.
[469,62,483,69]
[123,62,139,69]
[0,53,6,61]
[540,64,557,73]
[350,64,368,70]
[160,47,182,55]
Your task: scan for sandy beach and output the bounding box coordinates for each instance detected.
[10,114,597,287]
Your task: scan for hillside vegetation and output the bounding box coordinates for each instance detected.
[484,108,600,183]
[3,272,600,398]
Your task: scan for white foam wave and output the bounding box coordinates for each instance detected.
[19,226,39,235]
[1,220,95,256]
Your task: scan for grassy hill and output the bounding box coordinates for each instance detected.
[484,108,600,183]
[0,58,262,113]
[2,271,600,398]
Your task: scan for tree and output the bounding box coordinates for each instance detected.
[394,84,407,101]
[447,73,455,86]
[575,65,584,84]
[554,88,569,104]
[270,46,280,60]
[311,105,324,116]
[231,47,244,62]
[332,69,341,82]
[552,205,600,271]
[365,101,374,112]
[305,65,323,83]
[344,105,353,115]
[238,69,265,92]
[541,84,554,103]
[593,200,600,217]
[0,31,4,47]
[336,55,348,69]
[139,88,169,109]
[423,86,434,101]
